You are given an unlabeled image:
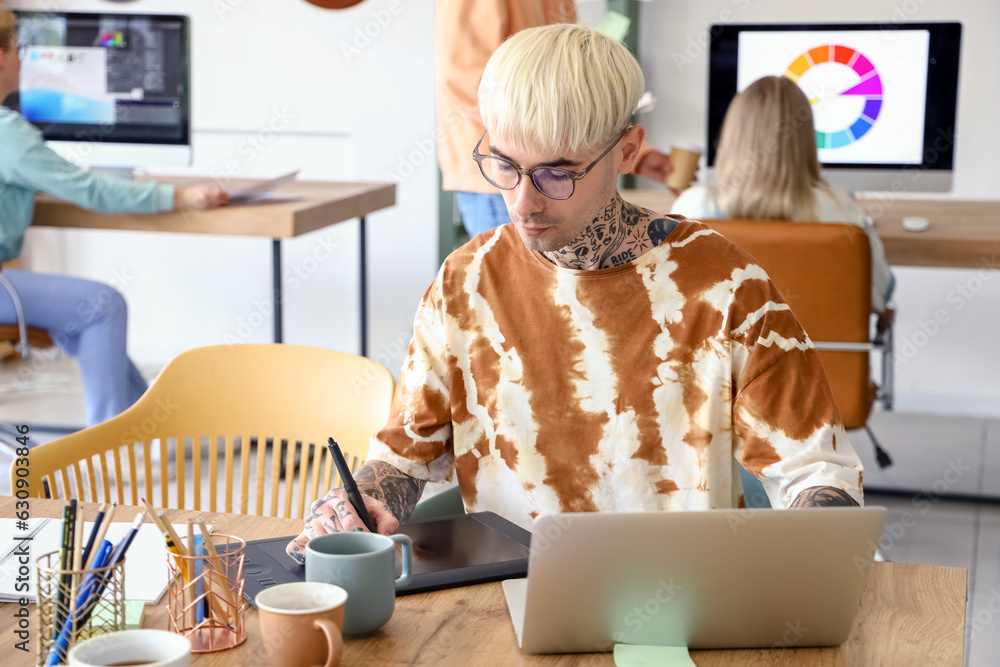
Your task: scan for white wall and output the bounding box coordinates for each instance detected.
[13,0,439,376]
[637,0,1000,416]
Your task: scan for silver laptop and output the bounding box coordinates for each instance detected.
[503,507,886,654]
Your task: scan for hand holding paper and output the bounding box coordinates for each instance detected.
[227,170,300,204]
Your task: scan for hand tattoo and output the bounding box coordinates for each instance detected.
[790,486,860,508]
[354,460,426,522]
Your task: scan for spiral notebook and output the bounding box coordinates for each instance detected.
[0,517,176,604]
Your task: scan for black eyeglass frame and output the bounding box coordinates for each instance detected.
[472,125,632,201]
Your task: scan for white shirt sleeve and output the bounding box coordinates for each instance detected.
[668,185,722,220]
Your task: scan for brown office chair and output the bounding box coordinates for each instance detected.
[0,325,54,358]
[0,268,55,360]
[703,219,894,468]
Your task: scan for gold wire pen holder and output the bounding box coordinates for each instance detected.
[36,551,126,667]
[165,533,246,652]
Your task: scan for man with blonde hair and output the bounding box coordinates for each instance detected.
[289,25,863,559]
[436,0,676,237]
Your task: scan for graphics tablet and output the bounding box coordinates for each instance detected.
[240,512,530,606]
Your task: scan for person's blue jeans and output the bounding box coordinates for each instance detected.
[457,192,511,238]
[0,269,147,426]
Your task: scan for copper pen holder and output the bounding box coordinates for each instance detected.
[35,551,126,667]
[165,533,246,652]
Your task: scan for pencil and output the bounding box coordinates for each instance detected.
[52,502,73,643]
[141,500,189,582]
[79,503,108,570]
[186,520,196,628]
[83,503,116,571]
[69,511,85,626]
[196,517,235,625]
[108,512,145,566]
[157,511,188,558]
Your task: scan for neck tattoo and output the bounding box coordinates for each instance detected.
[542,196,654,271]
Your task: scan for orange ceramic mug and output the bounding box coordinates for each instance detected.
[256,582,347,667]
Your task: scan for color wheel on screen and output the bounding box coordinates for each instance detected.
[784,44,882,150]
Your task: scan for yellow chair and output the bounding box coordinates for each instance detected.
[15,344,395,519]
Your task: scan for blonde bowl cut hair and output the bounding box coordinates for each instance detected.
[0,2,15,51]
[714,75,825,221]
[478,23,644,155]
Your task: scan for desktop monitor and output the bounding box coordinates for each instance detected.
[707,22,962,192]
[12,11,191,171]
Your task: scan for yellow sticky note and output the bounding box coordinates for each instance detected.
[597,11,631,42]
[613,643,696,667]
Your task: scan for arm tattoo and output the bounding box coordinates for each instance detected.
[353,460,427,521]
[790,486,860,508]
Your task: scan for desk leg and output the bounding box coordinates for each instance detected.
[272,239,283,344]
[360,216,367,357]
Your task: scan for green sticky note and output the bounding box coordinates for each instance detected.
[89,600,146,631]
[614,643,696,667]
[597,11,631,42]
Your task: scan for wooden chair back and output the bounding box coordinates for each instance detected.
[17,344,395,519]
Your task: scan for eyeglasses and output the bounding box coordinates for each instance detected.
[17,46,28,60]
[472,126,631,200]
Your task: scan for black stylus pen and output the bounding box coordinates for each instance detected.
[328,437,378,533]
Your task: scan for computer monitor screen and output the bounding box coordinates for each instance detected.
[14,11,191,169]
[707,23,961,191]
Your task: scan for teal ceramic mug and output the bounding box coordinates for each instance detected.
[305,532,413,636]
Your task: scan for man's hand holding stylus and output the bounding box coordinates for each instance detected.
[286,460,427,564]
[285,487,399,564]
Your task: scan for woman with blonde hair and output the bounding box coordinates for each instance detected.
[0,4,227,425]
[671,75,892,312]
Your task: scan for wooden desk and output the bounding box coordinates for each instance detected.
[33,179,396,355]
[621,190,1000,270]
[1,498,967,666]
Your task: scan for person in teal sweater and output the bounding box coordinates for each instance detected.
[0,6,228,425]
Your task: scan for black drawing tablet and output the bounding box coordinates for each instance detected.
[240,512,531,605]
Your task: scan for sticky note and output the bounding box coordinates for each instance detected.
[614,643,696,666]
[597,11,631,42]
[90,600,146,631]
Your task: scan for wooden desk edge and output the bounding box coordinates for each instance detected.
[0,498,969,666]
[618,190,1000,270]
[32,181,397,240]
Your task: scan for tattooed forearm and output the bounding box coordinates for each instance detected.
[790,486,860,508]
[353,460,427,521]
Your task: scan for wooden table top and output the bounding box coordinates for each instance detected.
[1,498,967,666]
[33,178,396,240]
[620,189,1000,270]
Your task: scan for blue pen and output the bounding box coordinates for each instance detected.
[193,533,205,623]
[47,512,145,666]
[46,540,113,667]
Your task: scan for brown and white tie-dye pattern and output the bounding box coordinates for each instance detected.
[367,220,864,529]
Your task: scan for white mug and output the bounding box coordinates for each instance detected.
[67,629,191,667]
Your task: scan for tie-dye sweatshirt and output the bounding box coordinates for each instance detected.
[367,219,864,528]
